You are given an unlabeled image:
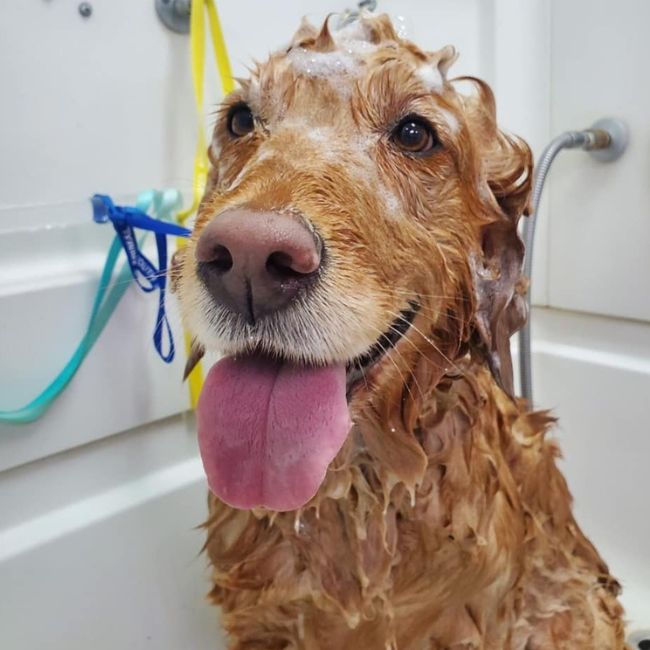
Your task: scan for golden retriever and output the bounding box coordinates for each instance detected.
[172,14,627,649]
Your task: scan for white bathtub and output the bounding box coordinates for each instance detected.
[2,304,648,649]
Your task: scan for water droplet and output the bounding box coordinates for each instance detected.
[391,14,412,39]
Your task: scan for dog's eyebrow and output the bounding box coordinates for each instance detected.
[214,98,242,118]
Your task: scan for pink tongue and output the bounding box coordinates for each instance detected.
[196,355,351,511]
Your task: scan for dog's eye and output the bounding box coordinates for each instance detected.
[392,117,438,155]
[227,105,255,137]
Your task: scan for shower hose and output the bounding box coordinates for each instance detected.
[518,125,618,404]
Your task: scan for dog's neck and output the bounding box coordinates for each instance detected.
[224,355,527,631]
[206,349,586,646]
[316,350,493,513]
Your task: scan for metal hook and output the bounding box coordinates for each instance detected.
[337,0,378,29]
[155,0,191,34]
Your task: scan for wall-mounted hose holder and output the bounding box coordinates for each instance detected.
[155,0,191,34]
[589,117,629,162]
[518,117,629,404]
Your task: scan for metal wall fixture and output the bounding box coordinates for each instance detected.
[337,0,378,28]
[154,0,378,36]
[155,0,191,34]
[518,117,629,404]
[78,2,92,18]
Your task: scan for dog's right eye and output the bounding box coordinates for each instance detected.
[392,116,439,156]
[227,104,255,137]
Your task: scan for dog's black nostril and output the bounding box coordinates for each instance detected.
[210,245,233,273]
[266,251,304,281]
[638,640,650,650]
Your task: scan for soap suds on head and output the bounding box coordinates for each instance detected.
[332,21,378,57]
[305,126,341,158]
[417,64,443,92]
[378,185,402,219]
[306,126,334,145]
[390,13,410,39]
[301,126,377,163]
[287,20,380,80]
[247,78,261,108]
[226,148,276,191]
[332,19,368,42]
[438,108,459,134]
[287,47,359,78]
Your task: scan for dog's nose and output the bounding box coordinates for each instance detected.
[195,208,322,323]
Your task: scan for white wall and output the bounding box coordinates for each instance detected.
[515,0,650,630]
[0,1,647,647]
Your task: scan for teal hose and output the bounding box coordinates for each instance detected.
[0,189,181,424]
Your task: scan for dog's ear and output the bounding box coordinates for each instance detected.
[471,218,528,397]
[455,78,533,396]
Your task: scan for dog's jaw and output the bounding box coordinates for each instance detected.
[189,293,421,512]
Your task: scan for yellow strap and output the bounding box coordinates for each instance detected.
[206,0,235,95]
[178,0,233,226]
[178,0,234,407]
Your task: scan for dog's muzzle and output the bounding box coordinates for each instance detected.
[196,208,322,325]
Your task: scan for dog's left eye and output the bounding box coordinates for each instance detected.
[392,117,438,155]
[227,104,255,137]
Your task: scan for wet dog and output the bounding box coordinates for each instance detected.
[173,14,627,649]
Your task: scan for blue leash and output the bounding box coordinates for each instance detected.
[0,189,190,425]
[91,192,191,362]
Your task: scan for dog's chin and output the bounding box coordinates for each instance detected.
[193,300,419,513]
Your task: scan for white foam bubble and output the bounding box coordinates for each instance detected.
[227,149,274,190]
[438,108,459,134]
[306,126,335,145]
[390,13,411,39]
[247,78,261,105]
[379,185,401,217]
[286,20,381,81]
[332,20,369,45]
[333,22,377,57]
[287,47,358,78]
[417,64,443,91]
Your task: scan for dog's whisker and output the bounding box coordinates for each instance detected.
[393,315,464,378]
[366,328,422,404]
[386,309,467,379]
[398,301,468,325]
[387,325,437,377]
[390,287,472,303]
[364,319,426,402]
[383,324,429,399]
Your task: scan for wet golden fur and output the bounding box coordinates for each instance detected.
[174,14,627,649]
